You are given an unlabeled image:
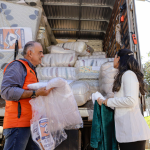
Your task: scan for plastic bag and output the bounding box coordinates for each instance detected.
[70,81,90,106]
[99,62,118,99]
[92,52,106,56]
[47,46,75,54]
[30,78,83,150]
[41,53,77,67]
[36,67,77,80]
[78,55,106,60]
[56,42,86,54]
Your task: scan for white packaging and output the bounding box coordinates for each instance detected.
[70,81,90,106]
[92,52,106,56]
[99,62,118,99]
[36,67,77,80]
[78,55,106,60]
[47,46,75,54]
[51,53,77,67]
[30,78,83,149]
[75,58,114,80]
[57,42,86,54]
[41,53,77,67]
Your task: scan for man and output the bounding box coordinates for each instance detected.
[1,41,52,150]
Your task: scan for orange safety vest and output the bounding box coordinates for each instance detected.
[3,60,38,129]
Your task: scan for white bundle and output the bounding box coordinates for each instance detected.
[78,55,106,60]
[56,42,86,54]
[75,58,114,67]
[36,67,77,80]
[99,62,118,99]
[30,78,83,149]
[92,52,106,56]
[41,53,77,67]
[75,58,114,80]
[82,80,99,94]
[47,46,75,54]
[70,81,90,106]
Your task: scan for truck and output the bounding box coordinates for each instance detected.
[0,0,146,149]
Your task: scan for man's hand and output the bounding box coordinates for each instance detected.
[97,97,108,106]
[36,87,54,97]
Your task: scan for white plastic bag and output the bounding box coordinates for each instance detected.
[57,42,86,54]
[36,67,77,80]
[41,53,77,67]
[47,46,75,54]
[92,52,106,56]
[70,81,90,106]
[30,78,83,149]
[78,55,106,60]
[99,62,118,99]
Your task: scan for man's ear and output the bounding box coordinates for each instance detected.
[27,50,32,58]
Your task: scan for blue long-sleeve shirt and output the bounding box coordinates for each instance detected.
[1,58,36,101]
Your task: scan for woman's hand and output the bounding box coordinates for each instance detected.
[97,97,108,106]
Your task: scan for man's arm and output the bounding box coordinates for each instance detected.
[20,87,54,99]
[1,61,26,101]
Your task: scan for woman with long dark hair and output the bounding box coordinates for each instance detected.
[97,49,150,150]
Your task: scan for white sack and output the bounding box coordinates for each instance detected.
[47,46,75,54]
[36,67,77,80]
[70,81,90,106]
[57,42,86,54]
[41,53,77,67]
[75,58,114,79]
[99,62,118,99]
[30,78,83,149]
[78,55,106,60]
[92,52,106,56]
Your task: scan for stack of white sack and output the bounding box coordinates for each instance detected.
[41,53,77,67]
[92,52,106,56]
[78,55,106,60]
[75,58,114,79]
[29,78,83,149]
[28,80,90,106]
[47,46,75,54]
[81,80,99,95]
[69,81,90,106]
[36,67,77,80]
[99,62,118,99]
[56,42,91,56]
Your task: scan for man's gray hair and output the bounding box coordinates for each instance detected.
[23,41,37,56]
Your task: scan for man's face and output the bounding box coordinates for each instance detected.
[30,43,44,66]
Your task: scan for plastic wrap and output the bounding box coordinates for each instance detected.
[0,50,24,90]
[92,52,106,56]
[56,42,86,54]
[41,53,77,67]
[47,46,75,54]
[75,58,114,79]
[0,1,42,40]
[30,78,83,149]
[82,80,99,94]
[78,55,106,60]
[70,81,90,106]
[99,62,118,99]
[36,67,77,80]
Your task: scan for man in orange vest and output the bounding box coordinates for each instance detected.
[1,41,53,150]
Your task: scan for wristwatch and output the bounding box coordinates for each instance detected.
[31,90,36,99]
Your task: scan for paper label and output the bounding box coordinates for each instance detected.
[38,118,55,150]
[31,122,44,150]
[92,66,100,71]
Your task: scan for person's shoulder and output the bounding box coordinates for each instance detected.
[6,60,25,71]
[122,70,138,81]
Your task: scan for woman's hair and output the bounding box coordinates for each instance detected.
[112,49,146,95]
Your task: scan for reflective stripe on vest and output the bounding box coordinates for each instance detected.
[3,60,38,129]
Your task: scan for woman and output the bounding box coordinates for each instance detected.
[97,49,150,150]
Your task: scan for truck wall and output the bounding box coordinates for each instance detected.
[103,0,130,57]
